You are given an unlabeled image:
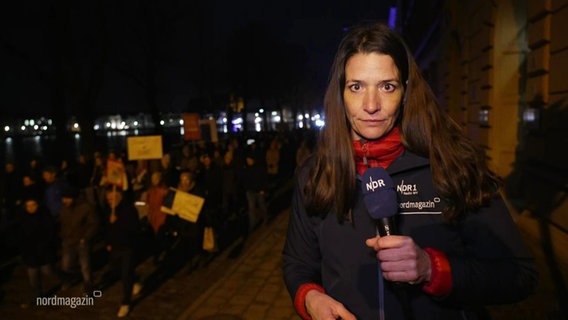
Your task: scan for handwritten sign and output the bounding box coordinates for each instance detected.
[161,188,205,223]
[127,135,163,160]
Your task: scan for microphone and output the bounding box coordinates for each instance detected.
[361,167,398,236]
[363,167,414,320]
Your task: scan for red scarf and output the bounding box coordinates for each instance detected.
[353,127,404,176]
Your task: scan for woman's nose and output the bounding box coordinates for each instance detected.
[363,91,380,113]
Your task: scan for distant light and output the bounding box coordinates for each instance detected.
[133,121,138,126]
[3,126,9,132]
[271,111,278,116]
[232,117,243,125]
[259,108,264,113]
[105,122,111,128]
[523,108,537,122]
[222,117,227,123]
[73,123,79,129]
[254,116,262,124]
[273,115,281,122]
[315,119,325,127]
[297,115,304,120]
[179,119,184,125]
[160,120,165,126]
[478,109,489,126]
[388,7,397,29]
[41,125,48,131]
[33,125,39,130]
[30,120,35,126]
[21,126,26,131]
[304,113,309,118]
[94,124,100,130]
[254,113,259,117]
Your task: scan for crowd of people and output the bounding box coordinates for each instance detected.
[0,129,315,318]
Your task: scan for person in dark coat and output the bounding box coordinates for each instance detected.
[282,22,537,320]
[19,197,58,305]
[198,152,223,231]
[59,186,99,293]
[97,186,141,318]
[42,165,67,221]
[240,152,269,233]
[18,174,43,209]
[1,161,21,223]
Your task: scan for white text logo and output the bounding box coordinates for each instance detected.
[397,180,418,195]
[366,176,386,192]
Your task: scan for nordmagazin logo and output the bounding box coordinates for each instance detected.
[35,292,99,308]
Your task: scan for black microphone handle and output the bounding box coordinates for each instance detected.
[376,216,414,320]
[377,217,397,237]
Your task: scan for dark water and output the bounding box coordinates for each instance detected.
[1,129,187,166]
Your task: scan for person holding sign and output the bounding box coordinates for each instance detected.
[167,171,207,271]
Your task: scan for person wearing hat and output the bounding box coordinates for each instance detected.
[59,185,99,294]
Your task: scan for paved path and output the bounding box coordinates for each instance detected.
[178,209,299,320]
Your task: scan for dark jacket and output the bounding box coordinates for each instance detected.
[44,179,66,218]
[105,201,139,250]
[282,151,537,320]
[19,206,57,267]
[240,162,268,193]
[60,198,99,246]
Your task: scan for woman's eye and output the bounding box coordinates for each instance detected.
[381,83,396,92]
[348,83,361,92]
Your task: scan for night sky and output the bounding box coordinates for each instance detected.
[1,0,394,118]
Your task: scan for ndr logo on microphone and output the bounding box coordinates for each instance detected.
[365,175,386,192]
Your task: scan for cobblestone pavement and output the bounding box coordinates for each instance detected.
[1,205,567,320]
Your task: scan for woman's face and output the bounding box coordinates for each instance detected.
[343,52,404,141]
[178,173,192,190]
[105,189,123,209]
[151,171,162,186]
[25,199,39,214]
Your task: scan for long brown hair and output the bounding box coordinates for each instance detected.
[304,22,500,223]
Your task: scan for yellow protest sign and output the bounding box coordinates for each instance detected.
[127,135,163,160]
[106,159,126,188]
[161,188,205,223]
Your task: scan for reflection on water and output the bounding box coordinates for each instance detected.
[1,130,186,165]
